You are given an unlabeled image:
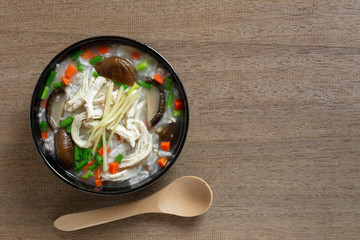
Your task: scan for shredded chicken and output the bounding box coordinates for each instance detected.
[92,109,103,119]
[114,125,138,147]
[112,100,142,147]
[119,120,152,168]
[70,112,88,147]
[93,88,119,105]
[65,71,91,112]
[84,76,107,119]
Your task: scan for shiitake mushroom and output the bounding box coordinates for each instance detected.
[55,128,74,169]
[159,122,180,143]
[94,57,136,86]
[46,86,66,130]
[145,77,165,127]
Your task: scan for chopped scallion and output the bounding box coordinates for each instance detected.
[88,163,100,171]
[74,145,80,161]
[75,158,89,172]
[80,154,91,162]
[127,82,139,94]
[173,110,182,116]
[46,71,57,86]
[52,81,63,89]
[136,61,149,71]
[77,61,83,72]
[82,148,92,157]
[40,121,47,132]
[114,81,128,90]
[164,77,172,90]
[97,140,103,149]
[60,116,73,128]
[97,137,108,149]
[89,55,102,64]
[115,154,123,163]
[82,171,94,179]
[93,71,99,77]
[66,124,71,133]
[138,81,152,89]
[70,50,84,61]
[41,86,49,100]
[95,153,103,164]
[166,92,174,108]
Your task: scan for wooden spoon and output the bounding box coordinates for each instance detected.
[54,176,213,231]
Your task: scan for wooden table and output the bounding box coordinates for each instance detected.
[1,1,359,239]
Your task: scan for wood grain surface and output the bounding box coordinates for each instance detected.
[1,0,359,239]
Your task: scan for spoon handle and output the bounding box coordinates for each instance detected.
[54,198,159,231]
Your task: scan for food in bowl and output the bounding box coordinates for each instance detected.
[37,43,185,188]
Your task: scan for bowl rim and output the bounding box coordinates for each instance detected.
[29,36,189,195]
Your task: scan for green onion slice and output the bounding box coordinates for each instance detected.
[115,154,124,163]
[114,81,128,90]
[166,92,174,108]
[40,121,47,132]
[66,124,71,133]
[164,77,172,90]
[136,61,149,71]
[138,81,152,89]
[88,163,100,171]
[70,50,84,61]
[89,55,103,64]
[41,86,49,100]
[173,110,182,116]
[46,71,57,86]
[60,116,73,128]
[77,61,83,72]
[52,82,63,89]
[74,145,80,161]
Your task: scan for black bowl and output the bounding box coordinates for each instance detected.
[30,36,189,195]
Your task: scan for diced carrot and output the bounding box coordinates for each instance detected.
[42,131,48,140]
[153,73,165,84]
[131,51,141,60]
[109,162,119,175]
[82,49,92,60]
[94,168,101,179]
[174,99,183,111]
[157,157,167,167]
[98,146,104,156]
[98,46,109,54]
[41,99,47,109]
[82,160,95,171]
[160,141,170,151]
[95,179,102,187]
[62,76,71,86]
[65,64,77,78]
[116,134,121,141]
[98,146,110,157]
[90,53,97,59]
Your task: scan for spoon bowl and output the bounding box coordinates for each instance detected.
[158,176,213,217]
[54,176,213,231]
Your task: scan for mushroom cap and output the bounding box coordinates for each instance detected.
[94,57,136,86]
[55,128,74,169]
[145,78,165,128]
[46,87,66,130]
